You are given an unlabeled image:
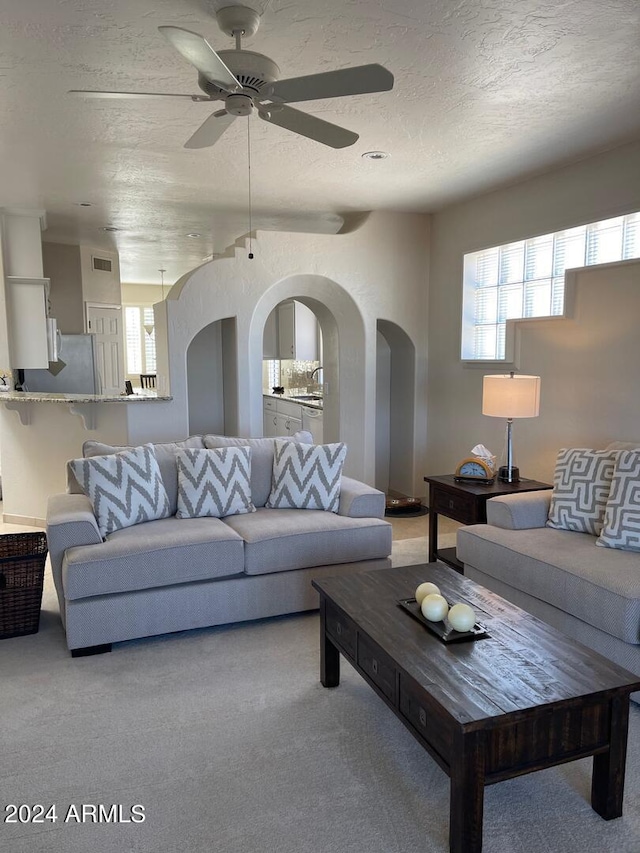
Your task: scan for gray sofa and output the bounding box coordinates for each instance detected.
[457,489,640,700]
[46,433,392,655]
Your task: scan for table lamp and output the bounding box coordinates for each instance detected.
[482,372,541,483]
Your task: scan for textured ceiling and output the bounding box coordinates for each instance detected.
[1,0,639,283]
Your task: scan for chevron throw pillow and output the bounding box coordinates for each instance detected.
[70,444,171,538]
[176,447,255,519]
[596,450,640,551]
[266,439,347,512]
[546,448,617,535]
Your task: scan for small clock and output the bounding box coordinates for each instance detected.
[454,457,495,483]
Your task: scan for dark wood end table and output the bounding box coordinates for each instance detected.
[313,564,640,853]
[424,474,552,571]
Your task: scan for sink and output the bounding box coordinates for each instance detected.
[291,394,323,401]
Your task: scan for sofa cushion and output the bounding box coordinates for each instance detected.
[457,524,640,645]
[546,448,617,535]
[176,447,255,519]
[62,515,245,600]
[69,444,171,538]
[68,436,206,515]
[266,439,347,512]
[222,507,392,576]
[203,431,312,508]
[597,450,640,553]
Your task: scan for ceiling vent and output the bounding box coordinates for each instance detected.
[92,256,112,272]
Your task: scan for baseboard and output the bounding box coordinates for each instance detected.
[3,513,46,528]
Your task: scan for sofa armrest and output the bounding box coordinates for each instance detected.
[46,494,102,597]
[486,490,552,530]
[338,476,386,518]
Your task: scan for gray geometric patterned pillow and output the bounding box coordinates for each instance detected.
[176,447,255,519]
[596,451,640,552]
[70,444,171,538]
[266,439,347,512]
[546,448,617,535]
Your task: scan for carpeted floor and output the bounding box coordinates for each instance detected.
[1,537,639,853]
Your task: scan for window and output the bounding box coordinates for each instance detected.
[124,306,156,379]
[462,211,640,360]
[265,359,280,389]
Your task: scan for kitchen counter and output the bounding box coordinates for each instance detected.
[0,389,178,524]
[0,391,172,403]
[262,392,323,410]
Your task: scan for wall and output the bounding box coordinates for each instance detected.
[427,140,640,482]
[187,321,225,436]
[121,283,164,305]
[42,243,84,332]
[160,211,430,490]
[79,245,121,305]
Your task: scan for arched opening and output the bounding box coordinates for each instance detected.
[249,275,368,481]
[261,296,339,443]
[376,319,416,497]
[186,317,238,436]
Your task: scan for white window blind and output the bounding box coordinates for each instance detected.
[462,210,640,360]
[124,305,156,378]
[125,307,142,374]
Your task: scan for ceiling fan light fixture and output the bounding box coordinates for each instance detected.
[362,150,389,160]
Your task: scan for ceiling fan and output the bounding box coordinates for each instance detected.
[69,4,394,150]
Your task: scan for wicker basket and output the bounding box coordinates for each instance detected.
[0,532,48,640]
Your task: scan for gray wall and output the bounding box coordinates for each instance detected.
[187,321,225,436]
[42,242,84,333]
[427,140,640,484]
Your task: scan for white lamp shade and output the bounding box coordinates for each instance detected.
[482,374,541,419]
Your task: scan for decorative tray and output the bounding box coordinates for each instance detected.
[397,598,489,644]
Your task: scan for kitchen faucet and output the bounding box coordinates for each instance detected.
[310,366,323,382]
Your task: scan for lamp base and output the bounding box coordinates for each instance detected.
[498,465,520,484]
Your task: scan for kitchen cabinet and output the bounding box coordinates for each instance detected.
[5,277,50,368]
[262,307,279,359]
[264,395,320,438]
[263,397,278,436]
[277,300,318,361]
[275,412,302,436]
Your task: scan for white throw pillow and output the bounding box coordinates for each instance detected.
[546,448,617,535]
[596,450,640,552]
[176,447,255,519]
[266,439,347,512]
[69,444,171,538]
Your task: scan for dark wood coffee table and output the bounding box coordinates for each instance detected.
[312,564,640,853]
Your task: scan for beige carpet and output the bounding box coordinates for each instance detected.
[1,545,639,853]
[391,534,456,568]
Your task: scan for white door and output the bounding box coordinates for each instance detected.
[86,305,124,395]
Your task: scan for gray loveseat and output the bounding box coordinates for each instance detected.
[457,489,640,700]
[46,432,392,655]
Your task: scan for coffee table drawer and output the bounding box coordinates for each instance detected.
[399,675,452,762]
[357,636,397,703]
[325,603,356,660]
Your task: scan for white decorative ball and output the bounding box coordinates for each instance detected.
[415,582,440,604]
[420,593,449,622]
[448,603,476,632]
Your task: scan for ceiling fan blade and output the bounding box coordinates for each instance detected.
[68,89,214,101]
[184,110,237,149]
[259,105,358,149]
[265,64,394,104]
[159,26,240,91]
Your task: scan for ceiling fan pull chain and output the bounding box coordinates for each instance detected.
[247,116,254,259]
